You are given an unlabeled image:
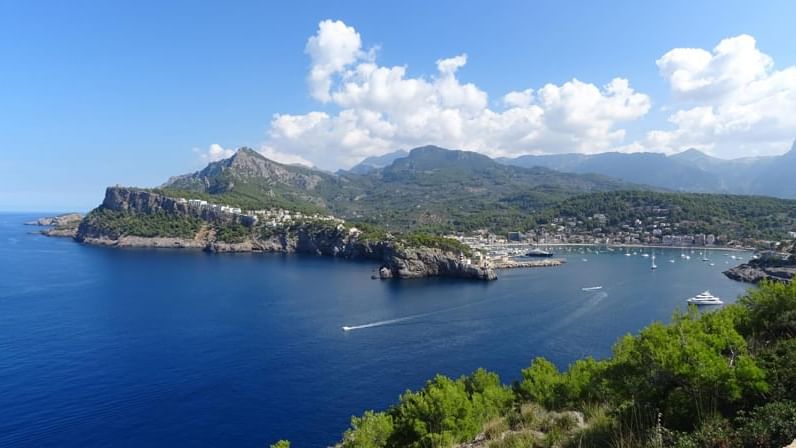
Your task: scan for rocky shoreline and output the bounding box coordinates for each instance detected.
[26,213,84,238]
[67,187,497,281]
[723,260,795,284]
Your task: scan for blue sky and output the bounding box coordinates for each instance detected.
[2,0,796,211]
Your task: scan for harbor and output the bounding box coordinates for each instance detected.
[491,257,566,269]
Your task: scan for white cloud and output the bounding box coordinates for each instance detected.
[305,19,363,102]
[644,34,796,157]
[257,146,314,167]
[196,143,235,162]
[265,20,651,169]
[503,89,534,108]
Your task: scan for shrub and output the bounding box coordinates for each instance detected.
[340,411,394,448]
[735,401,796,448]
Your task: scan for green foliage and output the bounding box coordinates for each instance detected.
[517,358,565,409]
[463,368,515,422]
[337,370,514,448]
[738,280,796,342]
[269,440,290,448]
[83,207,203,239]
[390,374,481,447]
[400,232,472,256]
[663,417,736,448]
[734,400,796,448]
[607,307,767,429]
[340,411,394,448]
[323,268,796,448]
[348,221,390,242]
[539,190,796,242]
[516,357,607,410]
[755,338,796,401]
[214,223,250,243]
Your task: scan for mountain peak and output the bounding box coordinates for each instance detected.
[673,147,710,159]
[231,147,265,161]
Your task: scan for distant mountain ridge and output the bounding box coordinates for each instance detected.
[161,145,645,231]
[346,150,408,174]
[496,140,796,198]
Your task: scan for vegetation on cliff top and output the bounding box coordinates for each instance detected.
[82,208,204,239]
[82,207,472,258]
[269,281,796,447]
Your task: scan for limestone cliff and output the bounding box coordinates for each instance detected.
[74,187,497,281]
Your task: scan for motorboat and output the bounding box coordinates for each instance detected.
[687,291,724,305]
[525,248,554,257]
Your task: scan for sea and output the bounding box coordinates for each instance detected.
[0,212,752,447]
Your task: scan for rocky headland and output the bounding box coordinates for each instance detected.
[70,187,497,281]
[26,213,84,238]
[724,257,795,284]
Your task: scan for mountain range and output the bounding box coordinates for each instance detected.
[344,141,796,198]
[494,141,796,198]
[162,145,641,231]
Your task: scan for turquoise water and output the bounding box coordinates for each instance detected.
[0,213,751,446]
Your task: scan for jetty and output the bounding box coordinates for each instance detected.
[492,258,566,270]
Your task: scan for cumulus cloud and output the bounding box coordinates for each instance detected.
[196,143,235,162]
[643,34,796,157]
[305,19,363,102]
[257,145,313,167]
[266,20,651,169]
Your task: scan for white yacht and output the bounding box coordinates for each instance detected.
[651,254,657,270]
[687,291,724,305]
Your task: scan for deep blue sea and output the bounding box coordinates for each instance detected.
[0,212,752,447]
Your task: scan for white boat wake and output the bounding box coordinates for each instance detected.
[342,315,420,331]
[342,300,488,332]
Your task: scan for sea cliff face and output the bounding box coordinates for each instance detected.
[724,259,795,284]
[74,187,497,281]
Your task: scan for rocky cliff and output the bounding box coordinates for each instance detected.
[27,213,84,238]
[724,259,795,284]
[74,187,497,281]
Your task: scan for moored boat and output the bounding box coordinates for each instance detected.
[687,290,724,305]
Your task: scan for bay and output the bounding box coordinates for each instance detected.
[0,213,751,447]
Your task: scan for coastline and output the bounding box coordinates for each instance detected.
[525,242,753,252]
[63,187,499,282]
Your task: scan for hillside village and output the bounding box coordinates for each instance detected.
[180,197,345,228]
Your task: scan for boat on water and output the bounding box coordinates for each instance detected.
[687,291,724,305]
[650,254,657,270]
[581,286,603,291]
[525,248,554,257]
